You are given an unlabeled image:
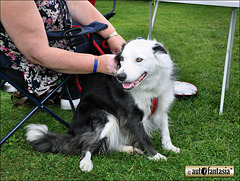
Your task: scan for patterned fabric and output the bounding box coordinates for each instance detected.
[0,0,73,93]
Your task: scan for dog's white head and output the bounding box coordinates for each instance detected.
[115,39,174,91]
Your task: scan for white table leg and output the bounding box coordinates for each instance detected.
[148,0,160,40]
[219,7,237,114]
[149,0,153,40]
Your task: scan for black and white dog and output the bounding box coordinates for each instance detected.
[26,39,180,172]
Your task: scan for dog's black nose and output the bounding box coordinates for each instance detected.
[116,73,127,82]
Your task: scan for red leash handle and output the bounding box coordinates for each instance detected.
[75,74,82,93]
[87,34,105,55]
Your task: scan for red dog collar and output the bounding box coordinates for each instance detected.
[148,97,159,119]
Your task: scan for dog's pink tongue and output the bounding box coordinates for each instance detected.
[122,83,132,89]
[122,73,146,90]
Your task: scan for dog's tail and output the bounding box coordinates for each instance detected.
[25,124,89,155]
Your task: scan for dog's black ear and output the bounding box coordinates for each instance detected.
[152,43,168,54]
[121,42,126,51]
[114,43,126,68]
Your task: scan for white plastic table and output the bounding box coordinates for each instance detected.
[148,0,239,114]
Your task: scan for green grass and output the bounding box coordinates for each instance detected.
[1,1,239,180]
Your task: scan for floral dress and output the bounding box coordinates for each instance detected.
[0,0,74,93]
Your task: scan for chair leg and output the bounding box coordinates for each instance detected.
[63,83,76,113]
[0,80,6,88]
[0,107,39,145]
[0,73,74,145]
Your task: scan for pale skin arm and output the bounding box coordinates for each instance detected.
[0,1,125,75]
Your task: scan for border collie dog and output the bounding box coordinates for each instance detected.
[26,39,180,172]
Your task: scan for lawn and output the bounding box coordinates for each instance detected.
[1,1,239,180]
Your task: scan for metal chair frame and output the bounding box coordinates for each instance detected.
[0,72,75,145]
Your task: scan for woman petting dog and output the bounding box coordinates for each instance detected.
[0,0,125,108]
[1,1,181,172]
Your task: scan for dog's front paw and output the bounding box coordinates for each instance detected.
[162,142,180,153]
[148,153,167,161]
[79,157,93,172]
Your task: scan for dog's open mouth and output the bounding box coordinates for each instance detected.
[122,72,147,90]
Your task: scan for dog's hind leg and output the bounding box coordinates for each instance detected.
[79,151,93,172]
[118,145,143,155]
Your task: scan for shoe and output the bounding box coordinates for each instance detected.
[3,82,17,92]
[60,98,80,110]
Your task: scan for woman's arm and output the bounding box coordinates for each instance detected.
[66,1,125,54]
[0,1,117,75]
[66,1,115,38]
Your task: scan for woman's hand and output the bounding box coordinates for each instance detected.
[97,54,118,76]
[107,34,126,54]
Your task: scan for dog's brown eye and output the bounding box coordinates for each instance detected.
[136,57,143,62]
[120,56,124,62]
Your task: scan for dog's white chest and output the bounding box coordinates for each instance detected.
[133,95,152,119]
